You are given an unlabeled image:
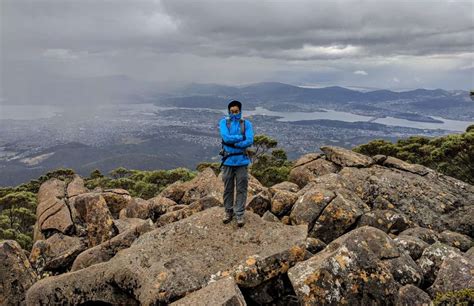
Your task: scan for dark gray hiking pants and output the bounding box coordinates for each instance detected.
[221,165,248,217]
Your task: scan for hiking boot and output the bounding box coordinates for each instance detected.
[236,216,245,227]
[222,212,233,224]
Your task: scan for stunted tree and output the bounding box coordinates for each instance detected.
[89,169,104,179]
[0,191,37,250]
[247,134,278,163]
[109,167,132,179]
[353,126,474,184]
[248,134,293,187]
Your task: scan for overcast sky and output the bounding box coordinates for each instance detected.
[1,0,473,101]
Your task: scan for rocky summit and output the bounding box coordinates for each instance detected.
[1,146,473,305]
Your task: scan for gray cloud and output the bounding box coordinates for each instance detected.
[1,0,473,101]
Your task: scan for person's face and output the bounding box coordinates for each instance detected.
[229,106,240,115]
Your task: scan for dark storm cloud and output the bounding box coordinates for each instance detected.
[160,0,473,59]
[1,0,473,92]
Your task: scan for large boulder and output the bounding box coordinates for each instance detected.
[335,165,474,236]
[148,196,178,221]
[427,254,474,299]
[396,285,432,306]
[382,156,431,176]
[29,233,87,273]
[101,188,133,218]
[26,207,308,305]
[289,188,336,229]
[170,276,246,306]
[155,195,221,227]
[270,181,300,193]
[71,219,154,271]
[394,235,430,261]
[417,242,463,287]
[399,227,441,244]
[119,197,152,219]
[289,154,340,188]
[246,189,271,216]
[320,145,374,167]
[72,193,117,247]
[309,188,370,243]
[439,230,473,252]
[1,240,37,305]
[66,174,88,198]
[35,178,73,238]
[270,190,298,217]
[358,209,413,235]
[180,168,224,205]
[159,180,188,203]
[288,226,421,305]
[113,218,151,234]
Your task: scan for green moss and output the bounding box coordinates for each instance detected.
[433,288,474,306]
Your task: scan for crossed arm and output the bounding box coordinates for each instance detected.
[219,119,243,144]
[234,121,254,148]
[219,119,254,148]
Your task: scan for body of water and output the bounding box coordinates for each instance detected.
[245,107,472,132]
[1,103,472,132]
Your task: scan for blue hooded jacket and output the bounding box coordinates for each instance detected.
[219,113,254,166]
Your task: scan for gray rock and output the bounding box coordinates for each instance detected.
[170,276,246,306]
[333,165,474,236]
[304,237,326,255]
[321,145,374,167]
[156,195,221,227]
[428,254,474,299]
[270,190,298,217]
[396,284,432,306]
[101,188,133,218]
[261,211,279,223]
[25,207,307,305]
[246,189,271,216]
[119,197,152,219]
[113,218,150,234]
[358,209,413,234]
[66,174,88,198]
[465,247,474,261]
[269,181,300,193]
[1,240,37,305]
[148,195,178,221]
[310,189,370,243]
[180,168,224,205]
[29,233,87,273]
[372,154,387,164]
[382,156,430,176]
[416,242,463,287]
[288,226,419,305]
[71,219,154,271]
[35,178,73,238]
[439,230,473,252]
[289,157,340,188]
[82,194,117,247]
[399,227,441,245]
[394,235,430,260]
[292,153,323,168]
[289,188,336,229]
[160,180,188,203]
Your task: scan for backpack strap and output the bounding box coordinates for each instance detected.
[226,118,245,135]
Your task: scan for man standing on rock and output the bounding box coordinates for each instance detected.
[219,100,254,227]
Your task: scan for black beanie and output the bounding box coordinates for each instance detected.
[227,100,242,111]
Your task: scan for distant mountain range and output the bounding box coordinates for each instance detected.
[158,81,473,122]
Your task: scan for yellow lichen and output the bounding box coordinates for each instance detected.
[246,257,256,266]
